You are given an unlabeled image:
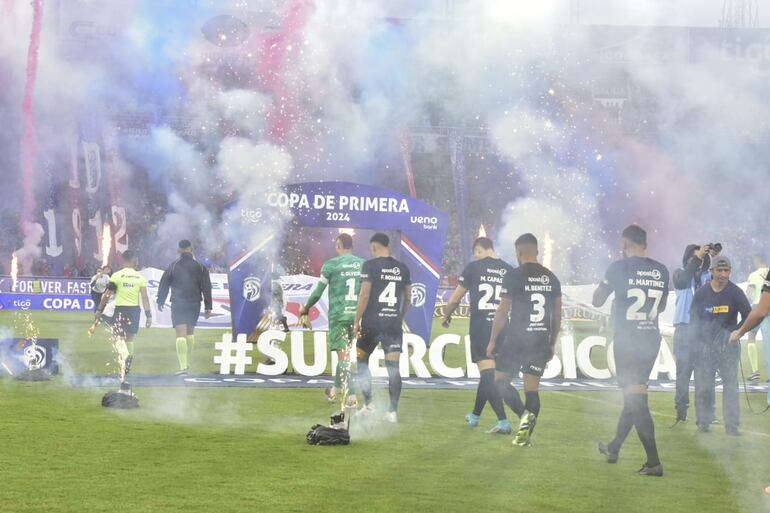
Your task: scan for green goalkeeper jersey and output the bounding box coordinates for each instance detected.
[305,253,365,323]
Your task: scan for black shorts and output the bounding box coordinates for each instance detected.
[171,303,201,328]
[113,306,141,336]
[614,337,660,388]
[469,322,500,363]
[496,340,550,377]
[358,328,402,355]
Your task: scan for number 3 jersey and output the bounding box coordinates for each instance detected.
[502,262,562,346]
[459,257,516,344]
[360,256,412,334]
[602,256,670,341]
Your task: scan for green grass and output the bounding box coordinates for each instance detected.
[1,311,769,513]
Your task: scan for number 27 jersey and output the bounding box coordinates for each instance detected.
[360,256,411,334]
[603,256,670,338]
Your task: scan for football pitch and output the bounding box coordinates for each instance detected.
[1,311,770,513]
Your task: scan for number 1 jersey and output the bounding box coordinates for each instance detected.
[603,256,669,341]
[360,256,411,335]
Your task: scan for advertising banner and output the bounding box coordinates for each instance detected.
[228,182,448,342]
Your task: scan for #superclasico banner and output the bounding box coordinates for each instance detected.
[228,182,448,342]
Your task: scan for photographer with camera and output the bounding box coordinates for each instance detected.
[671,244,711,421]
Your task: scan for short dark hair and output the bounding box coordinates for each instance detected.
[122,250,136,262]
[336,233,353,249]
[370,233,390,247]
[473,237,494,251]
[178,239,192,249]
[514,233,538,247]
[621,224,647,246]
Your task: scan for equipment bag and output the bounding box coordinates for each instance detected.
[306,424,350,446]
[102,391,139,409]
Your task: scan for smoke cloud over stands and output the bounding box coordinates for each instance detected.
[0,0,767,281]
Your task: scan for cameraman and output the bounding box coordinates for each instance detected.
[671,244,710,421]
[690,256,751,435]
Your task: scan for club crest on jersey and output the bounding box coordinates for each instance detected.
[242,277,262,302]
[637,269,662,280]
[411,283,427,307]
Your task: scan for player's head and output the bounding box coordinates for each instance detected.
[621,224,647,257]
[753,252,766,268]
[335,233,353,255]
[472,237,495,260]
[178,239,192,254]
[369,232,390,257]
[121,250,138,268]
[102,265,112,275]
[710,255,731,285]
[514,233,538,264]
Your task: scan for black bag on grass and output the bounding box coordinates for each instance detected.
[306,424,350,446]
[102,391,139,409]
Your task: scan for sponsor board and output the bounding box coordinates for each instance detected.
[213,330,679,381]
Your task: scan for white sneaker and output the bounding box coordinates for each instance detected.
[384,411,398,424]
[356,405,375,417]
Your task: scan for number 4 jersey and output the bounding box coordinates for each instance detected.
[502,262,562,346]
[603,256,670,341]
[360,256,411,335]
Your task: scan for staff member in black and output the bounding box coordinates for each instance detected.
[690,255,751,435]
[157,240,213,376]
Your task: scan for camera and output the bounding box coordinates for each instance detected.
[708,242,722,253]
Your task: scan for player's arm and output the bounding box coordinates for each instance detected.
[549,296,562,359]
[442,285,467,327]
[156,266,171,311]
[353,280,372,337]
[141,286,152,327]
[301,265,330,316]
[401,284,412,320]
[200,264,213,317]
[592,283,611,308]
[730,290,766,343]
[487,297,512,358]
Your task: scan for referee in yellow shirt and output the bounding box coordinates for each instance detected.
[96,250,152,382]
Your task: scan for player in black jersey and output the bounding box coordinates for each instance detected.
[443,237,514,434]
[487,233,562,447]
[353,233,412,423]
[594,225,669,477]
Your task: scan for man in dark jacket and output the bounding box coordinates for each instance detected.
[157,240,213,375]
[690,255,751,435]
[671,244,710,421]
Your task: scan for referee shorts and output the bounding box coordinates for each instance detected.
[171,303,201,329]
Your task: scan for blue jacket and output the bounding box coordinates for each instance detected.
[673,256,706,326]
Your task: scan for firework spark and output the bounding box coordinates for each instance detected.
[10,254,18,292]
[543,231,554,269]
[101,223,112,267]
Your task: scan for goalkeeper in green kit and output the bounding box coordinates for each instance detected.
[299,233,364,407]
